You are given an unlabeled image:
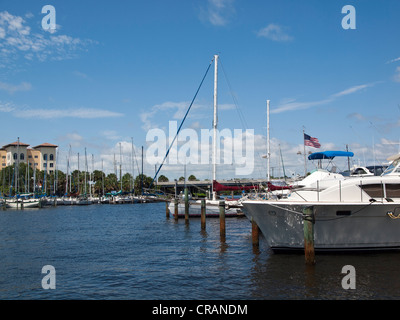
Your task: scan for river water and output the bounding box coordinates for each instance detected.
[1,202,399,300]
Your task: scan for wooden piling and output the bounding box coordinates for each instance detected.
[219,200,226,239]
[174,198,179,221]
[201,199,206,230]
[251,217,259,246]
[303,206,316,265]
[184,187,189,222]
[166,201,170,218]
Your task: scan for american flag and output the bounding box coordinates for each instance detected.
[304,133,321,148]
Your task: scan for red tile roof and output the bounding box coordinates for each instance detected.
[33,143,58,148]
[2,141,30,148]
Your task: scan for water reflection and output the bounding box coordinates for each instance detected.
[250,249,400,299]
[3,204,400,300]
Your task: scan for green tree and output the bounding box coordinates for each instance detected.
[134,174,153,195]
[122,172,133,192]
[158,175,169,182]
[188,174,197,181]
[105,173,118,193]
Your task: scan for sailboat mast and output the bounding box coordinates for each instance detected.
[66,145,71,195]
[66,155,69,195]
[212,54,218,201]
[77,152,80,194]
[102,159,104,196]
[15,137,19,194]
[120,142,122,192]
[267,100,270,181]
[303,128,307,176]
[131,137,134,193]
[84,148,87,195]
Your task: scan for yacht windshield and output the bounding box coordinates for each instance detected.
[382,159,400,176]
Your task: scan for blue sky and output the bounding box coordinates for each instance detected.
[0,0,400,180]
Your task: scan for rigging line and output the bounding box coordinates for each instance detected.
[219,60,249,130]
[149,57,215,189]
[219,60,266,178]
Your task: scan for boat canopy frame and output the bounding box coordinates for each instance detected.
[308,151,354,160]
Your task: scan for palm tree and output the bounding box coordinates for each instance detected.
[105,173,118,193]
[158,175,169,182]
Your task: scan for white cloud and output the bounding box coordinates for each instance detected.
[140,100,237,133]
[141,101,185,131]
[15,107,123,119]
[0,100,123,119]
[140,101,204,131]
[0,81,31,94]
[272,83,376,114]
[101,130,121,141]
[386,57,400,64]
[57,132,85,149]
[381,138,400,145]
[347,112,366,121]
[72,70,89,79]
[331,83,374,98]
[0,101,16,113]
[200,0,235,26]
[271,98,332,114]
[257,23,293,42]
[0,11,97,66]
[394,66,400,83]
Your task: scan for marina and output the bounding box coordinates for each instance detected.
[1,1,400,303]
[1,201,400,300]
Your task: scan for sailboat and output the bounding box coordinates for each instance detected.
[168,55,244,218]
[76,148,92,205]
[6,194,41,209]
[4,138,41,209]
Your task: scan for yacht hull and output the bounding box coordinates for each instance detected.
[168,201,243,218]
[6,199,40,209]
[242,200,400,252]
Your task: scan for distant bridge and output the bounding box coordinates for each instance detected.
[155,179,268,196]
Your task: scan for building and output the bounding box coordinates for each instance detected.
[32,143,58,174]
[0,141,58,174]
[0,148,6,170]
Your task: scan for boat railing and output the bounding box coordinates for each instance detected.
[287,179,392,203]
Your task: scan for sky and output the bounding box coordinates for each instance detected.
[0,0,400,181]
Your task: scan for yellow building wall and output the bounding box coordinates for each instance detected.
[0,149,6,171]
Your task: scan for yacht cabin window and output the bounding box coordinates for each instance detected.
[383,159,400,175]
[360,184,384,198]
[385,184,400,198]
[360,183,400,199]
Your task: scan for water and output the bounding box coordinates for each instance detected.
[1,202,400,300]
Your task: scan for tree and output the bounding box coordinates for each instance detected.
[134,174,153,195]
[158,175,169,182]
[122,173,133,192]
[105,173,118,192]
[188,175,197,181]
